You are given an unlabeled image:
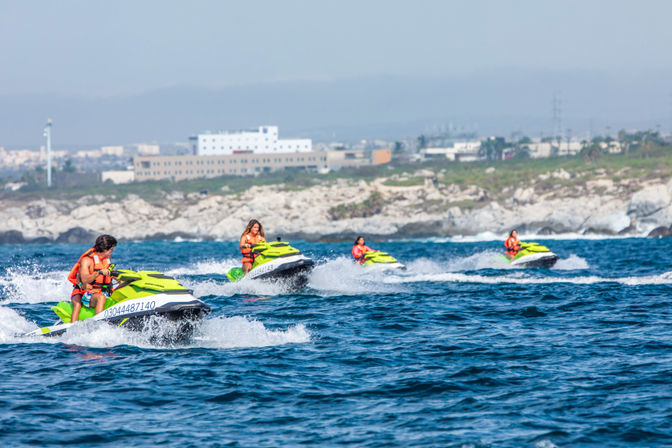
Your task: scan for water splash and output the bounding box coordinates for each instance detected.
[0,309,309,350]
[535,440,559,448]
[0,265,71,304]
[0,306,39,343]
[402,251,589,272]
[554,254,590,270]
[405,257,445,274]
[399,231,646,243]
[445,251,510,271]
[186,276,299,297]
[307,256,406,295]
[382,271,672,286]
[166,257,240,276]
[194,316,310,349]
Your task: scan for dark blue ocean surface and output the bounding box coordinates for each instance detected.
[1,237,671,447]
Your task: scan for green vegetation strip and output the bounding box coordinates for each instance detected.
[3,145,672,204]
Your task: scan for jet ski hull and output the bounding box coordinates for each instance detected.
[27,292,210,341]
[363,262,407,271]
[247,255,315,290]
[509,252,558,268]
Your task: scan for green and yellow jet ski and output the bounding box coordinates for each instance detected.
[226,241,315,290]
[360,251,406,270]
[26,269,210,340]
[509,242,558,268]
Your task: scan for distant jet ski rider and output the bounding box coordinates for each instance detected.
[504,229,521,261]
[240,219,266,275]
[68,234,118,323]
[352,236,378,263]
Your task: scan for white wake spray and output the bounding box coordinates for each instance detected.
[0,265,71,304]
[382,271,672,286]
[0,307,310,350]
[307,256,407,295]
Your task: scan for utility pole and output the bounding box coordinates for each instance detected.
[43,119,52,187]
[669,92,672,137]
[552,92,563,154]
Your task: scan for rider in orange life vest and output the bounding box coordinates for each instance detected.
[68,234,118,323]
[240,219,266,275]
[504,229,521,261]
[352,236,378,263]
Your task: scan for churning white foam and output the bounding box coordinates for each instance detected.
[0,306,39,343]
[445,251,511,271]
[307,256,406,295]
[186,276,297,297]
[405,257,446,275]
[165,255,408,297]
[165,258,240,276]
[166,257,304,296]
[0,266,71,304]
[535,440,559,448]
[195,315,310,349]
[0,308,310,350]
[395,251,589,272]
[554,254,590,270]
[382,271,672,286]
[400,232,644,243]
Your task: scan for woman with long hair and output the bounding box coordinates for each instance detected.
[504,229,521,261]
[240,219,266,274]
[352,235,377,263]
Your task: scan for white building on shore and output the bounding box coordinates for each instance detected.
[524,141,583,158]
[421,141,482,161]
[189,126,311,156]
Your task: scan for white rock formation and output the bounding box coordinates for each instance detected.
[1,173,672,242]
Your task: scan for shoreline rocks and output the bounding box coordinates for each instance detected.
[1,174,671,244]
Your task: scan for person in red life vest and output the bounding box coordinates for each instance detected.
[240,219,266,275]
[68,234,118,323]
[352,236,378,263]
[504,229,521,261]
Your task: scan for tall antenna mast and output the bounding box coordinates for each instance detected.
[552,92,563,149]
[43,119,52,187]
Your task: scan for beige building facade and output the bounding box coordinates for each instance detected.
[102,170,135,184]
[134,149,391,182]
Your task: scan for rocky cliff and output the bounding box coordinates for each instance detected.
[2,168,671,244]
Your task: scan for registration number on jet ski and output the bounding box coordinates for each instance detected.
[103,300,156,318]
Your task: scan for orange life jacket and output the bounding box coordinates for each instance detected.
[68,248,112,295]
[241,233,265,264]
[504,237,520,255]
[352,244,372,263]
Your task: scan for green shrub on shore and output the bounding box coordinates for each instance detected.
[328,191,385,220]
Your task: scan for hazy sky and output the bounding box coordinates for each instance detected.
[1,0,671,96]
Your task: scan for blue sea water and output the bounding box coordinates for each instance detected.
[1,237,671,447]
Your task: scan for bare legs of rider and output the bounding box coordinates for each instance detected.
[90,293,106,315]
[71,294,82,323]
[71,292,107,323]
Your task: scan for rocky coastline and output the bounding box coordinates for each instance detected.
[2,168,672,244]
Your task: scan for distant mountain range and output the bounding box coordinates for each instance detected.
[1,70,669,147]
